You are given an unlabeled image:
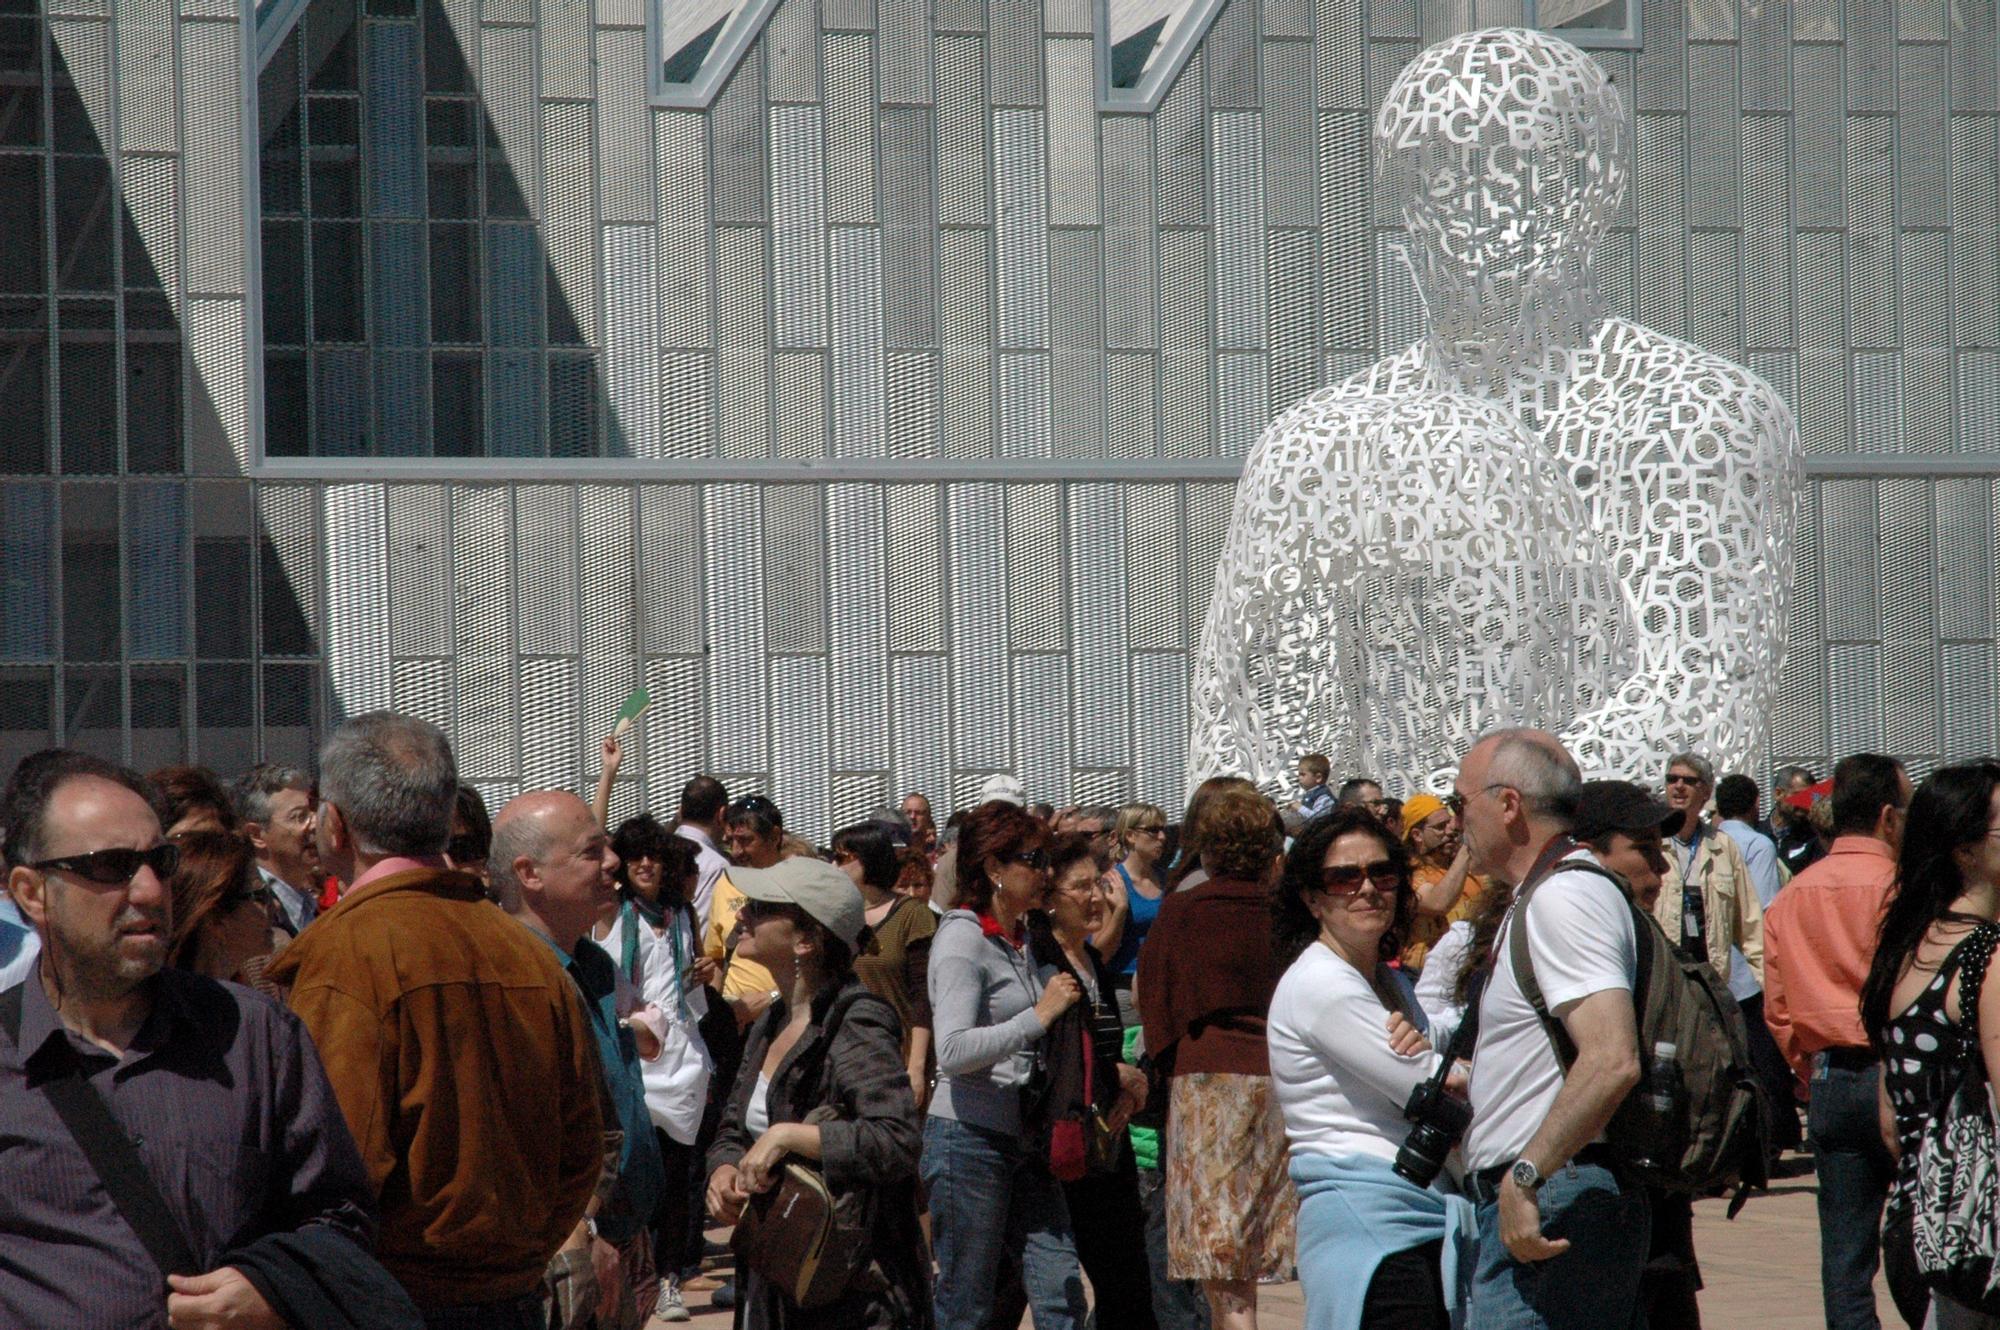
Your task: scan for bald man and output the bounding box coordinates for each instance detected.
[490,792,665,1330]
[268,714,606,1323]
[1452,729,1648,1329]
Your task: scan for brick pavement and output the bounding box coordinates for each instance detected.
[673,1152,1894,1328]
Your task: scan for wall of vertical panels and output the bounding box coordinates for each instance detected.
[0,0,1997,834]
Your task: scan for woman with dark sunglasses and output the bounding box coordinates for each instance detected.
[1268,806,1467,1330]
[922,800,1089,1330]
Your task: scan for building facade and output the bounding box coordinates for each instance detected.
[2,0,1995,838]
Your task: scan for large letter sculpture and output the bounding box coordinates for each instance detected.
[1188,28,1801,794]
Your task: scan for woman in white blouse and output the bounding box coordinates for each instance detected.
[1266,806,1472,1330]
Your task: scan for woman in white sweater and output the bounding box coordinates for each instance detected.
[1266,806,1472,1330]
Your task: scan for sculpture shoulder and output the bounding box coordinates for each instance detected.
[1587,319,1799,457]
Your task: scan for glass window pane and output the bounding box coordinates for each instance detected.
[52,156,113,292]
[262,220,308,344]
[0,483,53,658]
[0,156,44,292]
[126,342,183,473]
[195,537,254,657]
[432,352,482,456]
[58,339,117,474]
[428,222,479,341]
[125,481,184,659]
[0,329,49,474]
[129,663,185,771]
[313,346,369,454]
[311,220,364,341]
[0,665,55,781]
[62,483,119,660]
[63,666,123,759]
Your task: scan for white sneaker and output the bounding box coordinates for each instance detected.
[650,1277,691,1324]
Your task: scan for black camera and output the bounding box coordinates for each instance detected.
[1394,1071,1474,1188]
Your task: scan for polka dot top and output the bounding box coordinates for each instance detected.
[1881,924,2000,1219]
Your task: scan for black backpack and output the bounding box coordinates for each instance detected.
[1510,856,1770,1198]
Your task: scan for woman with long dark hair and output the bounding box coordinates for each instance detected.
[1860,762,2000,1330]
[836,819,937,1108]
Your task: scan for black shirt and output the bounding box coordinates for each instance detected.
[0,968,375,1328]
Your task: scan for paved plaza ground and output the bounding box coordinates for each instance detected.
[679,1151,1893,1328]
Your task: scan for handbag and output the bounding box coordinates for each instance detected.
[1911,923,2000,1311]
[731,1158,870,1308]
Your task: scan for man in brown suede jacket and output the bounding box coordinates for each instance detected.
[266,712,605,1329]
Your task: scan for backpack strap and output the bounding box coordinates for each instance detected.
[1508,856,1636,1071]
[1955,923,2000,1039]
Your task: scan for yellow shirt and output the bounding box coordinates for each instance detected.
[702,873,776,999]
[1402,863,1487,971]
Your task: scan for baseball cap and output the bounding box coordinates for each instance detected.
[730,856,867,949]
[1572,780,1676,841]
[977,773,1027,808]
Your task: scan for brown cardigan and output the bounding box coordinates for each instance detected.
[265,867,606,1309]
[1135,875,1280,1078]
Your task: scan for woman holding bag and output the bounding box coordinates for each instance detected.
[704,855,930,1329]
[1860,762,2000,1330]
[1030,833,1156,1330]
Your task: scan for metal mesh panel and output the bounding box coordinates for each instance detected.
[1902,230,1951,454]
[577,486,636,771]
[1155,53,1205,226]
[390,657,452,729]
[1206,0,1258,108]
[996,352,1050,457]
[770,655,830,843]
[827,483,888,769]
[1689,229,1740,356]
[1317,0,1363,109]
[1821,479,1881,641]
[717,228,771,456]
[763,485,826,653]
[1963,353,2000,453]
[1852,350,1903,452]
[880,107,936,348]
[1049,228,1101,453]
[1794,45,1846,230]
[769,0,821,103]
[1956,0,1999,111]
[937,35,989,225]
[1941,642,1998,759]
[1212,113,1266,351]
[988,0,1042,106]
[879,0,934,102]
[658,114,714,348]
[947,483,1010,768]
[830,773,889,831]
[118,0,176,154]
[891,653,950,813]
[387,485,451,657]
[519,656,578,789]
[994,108,1048,348]
[1045,38,1098,227]
[1937,478,1992,641]
[1103,116,1157,350]
[1013,652,1068,807]
[771,106,828,350]
[826,32,877,224]
[324,483,392,717]
[1069,483,1127,766]
[831,227,885,456]
[1264,40,1313,229]
[1132,651,1187,811]
[1828,643,1886,754]
[1687,45,1738,230]
[515,486,578,655]
[712,52,769,225]
[886,484,944,651]
[1849,0,1896,113]
[886,351,938,457]
[606,225,659,456]
[773,350,825,459]
[705,484,767,773]
[182,20,242,296]
[1899,45,1949,230]
[1879,479,1936,754]
[1126,484,1181,650]
[599,28,653,223]
[1107,351,1158,458]
[1006,483,1062,650]
[639,485,703,655]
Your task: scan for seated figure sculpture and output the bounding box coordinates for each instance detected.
[1189,27,1801,794]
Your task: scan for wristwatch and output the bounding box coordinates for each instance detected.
[1510,1158,1545,1193]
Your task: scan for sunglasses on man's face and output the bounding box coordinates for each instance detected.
[1319,860,1401,895]
[30,843,180,886]
[1664,773,1705,787]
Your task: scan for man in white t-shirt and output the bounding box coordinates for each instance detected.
[1454,729,1648,1329]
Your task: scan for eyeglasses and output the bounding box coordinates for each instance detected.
[1133,825,1166,837]
[1319,861,1401,895]
[1054,876,1103,897]
[30,843,180,886]
[1009,849,1051,872]
[1664,774,1705,788]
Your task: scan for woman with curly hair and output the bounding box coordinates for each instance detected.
[1136,784,1295,1330]
[1267,806,1467,1329]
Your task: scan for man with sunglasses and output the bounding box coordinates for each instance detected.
[1654,754,1764,994]
[0,749,381,1329]
[1454,729,1649,1330]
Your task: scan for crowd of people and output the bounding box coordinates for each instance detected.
[0,710,1986,1330]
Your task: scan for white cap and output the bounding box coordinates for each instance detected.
[976,773,1027,808]
[729,856,868,949]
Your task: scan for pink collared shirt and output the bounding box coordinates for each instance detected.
[345,855,452,896]
[1761,835,1897,1081]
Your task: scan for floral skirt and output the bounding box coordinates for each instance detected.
[1164,1072,1298,1281]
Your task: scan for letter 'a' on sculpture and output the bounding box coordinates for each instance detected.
[1188,27,1802,797]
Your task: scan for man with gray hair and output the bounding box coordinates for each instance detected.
[267,712,606,1328]
[1454,728,1648,1328]
[232,763,321,935]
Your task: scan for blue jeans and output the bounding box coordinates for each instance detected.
[1468,1161,1649,1330]
[1808,1057,1894,1330]
[922,1115,1089,1330]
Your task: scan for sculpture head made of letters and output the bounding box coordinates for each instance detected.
[1375,28,1626,395]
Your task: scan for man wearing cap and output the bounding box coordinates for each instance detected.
[1569,781,1703,1330]
[1399,793,1483,971]
[704,856,929,1326]
[931,775,1026,911]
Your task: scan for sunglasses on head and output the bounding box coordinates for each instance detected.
[730,794,779,815]
[1009,849,1051,872]
[1319,860,1401,895]
[31,843,180,886]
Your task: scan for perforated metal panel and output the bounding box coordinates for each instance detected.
[947,483,1010,768]
[1069,483,1127,766]
[994,108,1048,349]
[830,227,886,456]
[827,483,888,769]
[770,655,830,841]
[1013,652,1068,806]
[1006,484,1062,650]
[825,32,877,224]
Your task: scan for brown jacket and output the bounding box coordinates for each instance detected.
[1136,875,1280,1077]
[264,867,606,1309]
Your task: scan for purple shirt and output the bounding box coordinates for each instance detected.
[0,967,375,1328]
